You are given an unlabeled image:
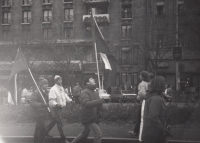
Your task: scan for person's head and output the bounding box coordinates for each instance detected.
[84,77,96,86]
[139,71,149,82]
[75,82,80,86]
[148,76,166,94]
[38,77,48,90]
[148,72,155,81]
[54,75,62,86]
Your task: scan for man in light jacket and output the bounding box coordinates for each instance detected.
[45,75,72,143]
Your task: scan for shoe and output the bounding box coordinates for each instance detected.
[129,131,138,138]
[45,134,53,137]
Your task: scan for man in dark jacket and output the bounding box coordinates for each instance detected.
[29,77,49,143]
[71,77,105,143]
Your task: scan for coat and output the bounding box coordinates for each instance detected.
[79,88,103,125]
[29,89,49,118]
[139,93,167,143]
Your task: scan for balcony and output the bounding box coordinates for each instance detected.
[83,14,109,24]
[83,0,110,6]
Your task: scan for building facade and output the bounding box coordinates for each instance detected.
[0,0,199,91]
[0,0,146,90]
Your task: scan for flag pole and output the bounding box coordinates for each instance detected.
[28,69,50,113]
[14,74,17,105]
[91,9,101,90]
[94,43,101,90]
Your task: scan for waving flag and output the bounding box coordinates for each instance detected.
[91,11,118,70]
[7,48,29,105]
[100,53,112,70]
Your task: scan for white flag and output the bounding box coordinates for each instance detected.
[100,53,112,70]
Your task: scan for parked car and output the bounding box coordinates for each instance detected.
[99,89,111,103]
[111,90,137,103]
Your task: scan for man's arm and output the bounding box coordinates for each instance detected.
[49,88,58,107]
[80,92,104,108]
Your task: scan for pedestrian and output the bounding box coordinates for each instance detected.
[139,76,168,143]
[29,77,49,143]
[71,77,105,143]
[129,71,149,137]
[72,82,82,104]
[45,75,72,143]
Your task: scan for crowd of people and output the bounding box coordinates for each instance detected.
[28,71,175,143]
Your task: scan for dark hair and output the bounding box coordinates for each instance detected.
[149,73,155,80]
[140,71,149,82]
[148,76,165,93]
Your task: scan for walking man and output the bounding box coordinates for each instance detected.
[71,77,105,143]
[45,75,72,143]
[29,77,49,143]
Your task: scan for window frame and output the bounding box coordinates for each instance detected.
[22,11,31,24]
[121,47,132,65]
[121,25,132,39]
[156,2,165,16]
[2,12,11,24]
[64,8,74,22]
[43,10,52,23]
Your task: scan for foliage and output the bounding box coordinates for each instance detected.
[1,104,200,125]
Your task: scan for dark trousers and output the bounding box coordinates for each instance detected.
[45,108,66,141]
[134,104,141,134]
[34,117,45,143]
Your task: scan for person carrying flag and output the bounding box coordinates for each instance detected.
[29,77,49,143]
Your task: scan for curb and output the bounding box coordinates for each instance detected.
[1,136,200,143]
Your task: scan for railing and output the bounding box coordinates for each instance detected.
[83,14,109,22]
[2,0,12,7]
[121,12,132,19]
[22,0,32,6]
[43,16,52,22]
[22,17,31,24]
[43,0,52,5]
[64,15,74,22]
[3,18,11,24]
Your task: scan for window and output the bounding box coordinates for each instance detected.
[2,30,9,40]
[2,0,11,6]
[22,29,30,39]
[43,0,51,4]
[121,25,131,39]
[121,73,132,84]
[121,47,132,65]
[86,27,92,38]
[2,12,11,24]
[43,10,52,22]
[178,0,185,15]
[121,5,132,18]
[43,28,52,39]
[64,28,73,38]
[22,0,32,5]
[22,11,31,23]
[156,2,164,15]
[64,9,73,21]
[156,34,163,48]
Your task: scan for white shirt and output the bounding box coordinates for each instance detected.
[49,84,72,107]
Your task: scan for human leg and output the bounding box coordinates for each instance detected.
[71,125,90,143]
[34,117,45,143]
[45,117,56,136]
[133,104,142,135]
[89,123,102,143]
